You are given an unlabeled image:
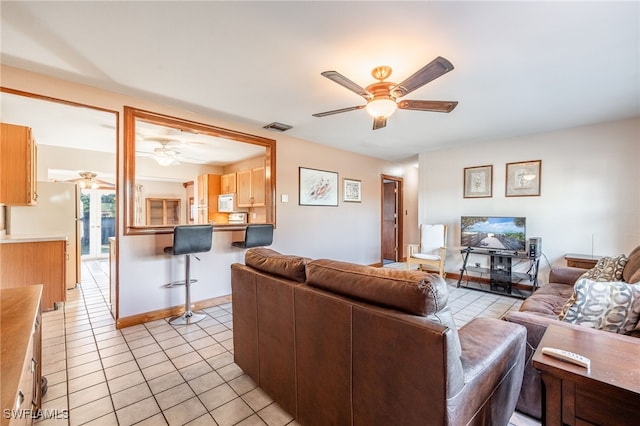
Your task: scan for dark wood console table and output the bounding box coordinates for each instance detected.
[533,324,640,426]
[564,253,602,269]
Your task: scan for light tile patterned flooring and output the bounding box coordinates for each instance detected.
[35,260,538,426]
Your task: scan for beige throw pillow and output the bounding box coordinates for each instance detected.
[559,278,640,335]
[578,254,628,282]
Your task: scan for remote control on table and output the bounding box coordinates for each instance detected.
[541,347,590,369]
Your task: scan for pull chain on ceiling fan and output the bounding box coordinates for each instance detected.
[312,56,458,130]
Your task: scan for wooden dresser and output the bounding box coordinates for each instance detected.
[1,286,43,426]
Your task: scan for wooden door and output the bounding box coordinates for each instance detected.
[382,179,399,263]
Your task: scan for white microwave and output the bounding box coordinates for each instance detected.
[218,193,235,213]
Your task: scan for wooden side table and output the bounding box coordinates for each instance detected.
[563,253,601,269]
[533,324,640,425]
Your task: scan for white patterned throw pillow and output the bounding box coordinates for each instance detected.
[558,278,640,335]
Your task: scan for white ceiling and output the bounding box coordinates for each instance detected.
[1,1,638,163]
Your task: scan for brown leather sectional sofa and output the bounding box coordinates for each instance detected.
[504,245,640,419]
[232,248,527,426]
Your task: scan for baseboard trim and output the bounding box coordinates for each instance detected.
[447,272,491,284]
[116,294,232,329]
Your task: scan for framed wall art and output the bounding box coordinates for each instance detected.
[299,167,338,206]
[506,160,541,197]
[463,165,493,198]
[343,178,361,202]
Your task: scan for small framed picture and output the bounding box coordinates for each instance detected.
[343,178,361,202]
[463,165,493,198]
[506,160,541,197]
[299,167,339,206]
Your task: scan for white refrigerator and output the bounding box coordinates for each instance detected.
[9,181,82,289]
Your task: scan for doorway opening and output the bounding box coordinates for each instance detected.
[381,175,403,265]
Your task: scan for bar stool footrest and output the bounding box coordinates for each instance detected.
[165,279,198,288]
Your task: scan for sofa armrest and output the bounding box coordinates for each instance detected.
[502,310,563,418]
[548,266,586,286]
[449,317,527,426]
[503,311,560,352]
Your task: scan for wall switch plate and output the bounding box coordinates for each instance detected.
[281,194,288,203]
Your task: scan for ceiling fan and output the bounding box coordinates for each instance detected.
[66,171,115,189]
[312,56,458,130]
[136,140,207,166]
[153,141,181,166]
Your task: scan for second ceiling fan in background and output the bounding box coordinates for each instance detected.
[313,56,458,130]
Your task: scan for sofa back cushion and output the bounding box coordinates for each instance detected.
[306,259,449,317]
[245,248,308,283]
[623,245,640,283]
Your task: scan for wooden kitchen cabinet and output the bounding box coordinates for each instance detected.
[0,123,38,205]
[146,198,181,225]
[197,174,225,223]
[237,167,265,207]
[1,286,43,426]
[221,173,236,194]
[0,239,66,311]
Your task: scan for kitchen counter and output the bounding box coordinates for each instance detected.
[0,234,68,244]
[128,223,254,234]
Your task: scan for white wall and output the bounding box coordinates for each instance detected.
[419,117,640,283]
[2,65,416,319]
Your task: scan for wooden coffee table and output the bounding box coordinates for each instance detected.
[533,324,640,425]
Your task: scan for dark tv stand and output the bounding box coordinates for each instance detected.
[457,247,540,298]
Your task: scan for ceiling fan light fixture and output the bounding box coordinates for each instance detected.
[155,156,176,166]
[365,98,397,119]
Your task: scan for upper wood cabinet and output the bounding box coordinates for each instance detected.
[197,174,228,224]
[221,173,236,194]
[0,123,38,205]
[237,167,266,207]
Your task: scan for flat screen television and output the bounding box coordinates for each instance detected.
[461,216,526,253]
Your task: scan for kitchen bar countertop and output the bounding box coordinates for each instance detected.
[0,234,68,244]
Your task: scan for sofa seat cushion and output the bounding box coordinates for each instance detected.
[245,248,308,283]
[306,259,448,317]
[411,253,441,261]
[558,278,640,335]
[519,284,576,317]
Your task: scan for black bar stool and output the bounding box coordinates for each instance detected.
[232,224,274,248]
[164,225,213,325]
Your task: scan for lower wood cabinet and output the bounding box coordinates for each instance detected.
[0,239,66,311]
[1,286,42,426]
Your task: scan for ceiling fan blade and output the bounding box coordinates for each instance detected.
[392,57,454,97]
[312,105,365,117]
[372,116,387,130]
[397,100,458,113]
[321,71,371,99]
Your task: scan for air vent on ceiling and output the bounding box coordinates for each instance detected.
[263,122,293,132]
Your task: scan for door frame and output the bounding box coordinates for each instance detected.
[380,174,404,264]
